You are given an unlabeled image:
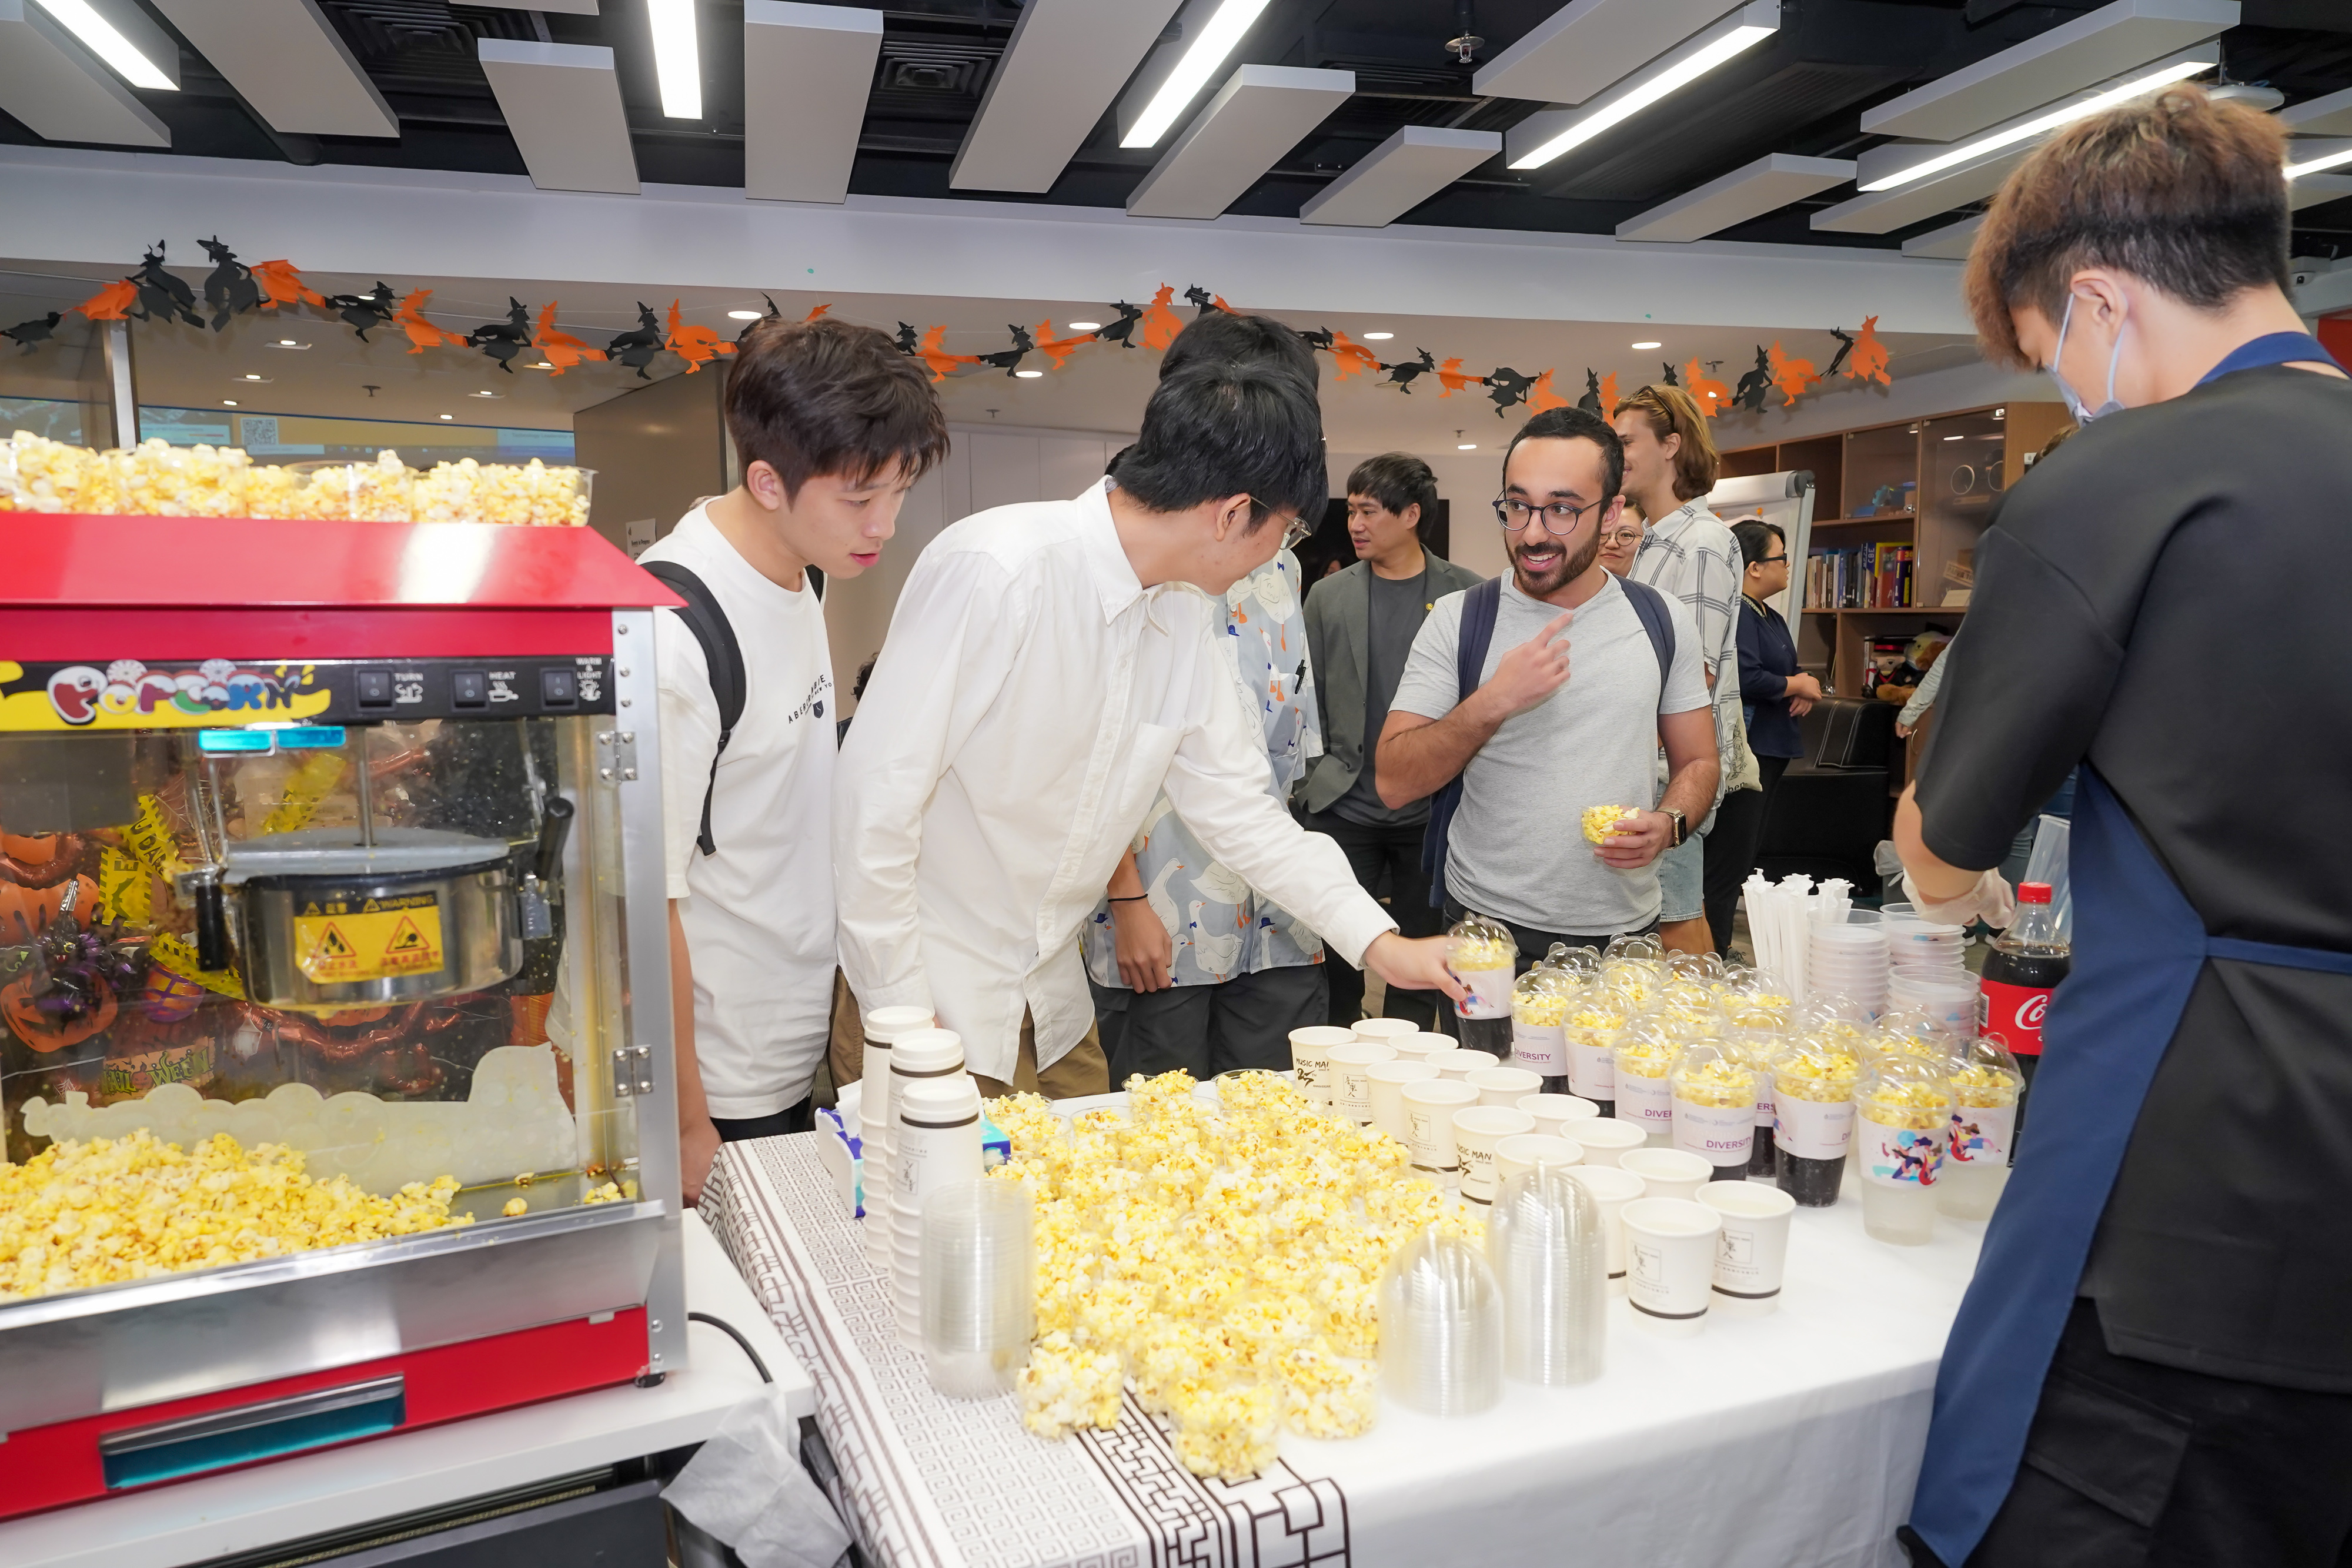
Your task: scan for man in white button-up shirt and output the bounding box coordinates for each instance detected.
[836,363,1464,1093]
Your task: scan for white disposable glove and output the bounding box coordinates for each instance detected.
[1902,868,2016,930]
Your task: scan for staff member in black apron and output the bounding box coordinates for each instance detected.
[1892,87,2352,1566]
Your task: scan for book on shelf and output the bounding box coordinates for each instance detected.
[1805,542,1916,609]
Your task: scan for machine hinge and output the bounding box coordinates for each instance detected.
[595,730,639,783]
[611,1043,654,1096]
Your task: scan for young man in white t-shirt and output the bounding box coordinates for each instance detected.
[640,317,946,1203]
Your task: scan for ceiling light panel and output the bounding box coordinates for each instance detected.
[1614,151,1854,242]
[1505,2,1779,171]
[1121,0,1271,149]
[0,0,168,145]
[1859,0,2236,143]
[2288,139,2352,178]
[648,0,700,119]
[1473,0,1752,106]
[2281,86,2352,138]
[32,0,178,89]
[477,39,640,195]
[1900,213,1983,260]
[744,2,882,203]
[953,0,1186,193]
[1813,140,2035,234]
[1299,125,1501,227]
[2288,171,2352,209]
[1127,64,1353,220]
[148,0,396,136]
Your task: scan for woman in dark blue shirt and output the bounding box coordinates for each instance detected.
[1702,521,1824,952]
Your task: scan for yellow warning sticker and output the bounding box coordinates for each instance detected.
[293,891,445,984]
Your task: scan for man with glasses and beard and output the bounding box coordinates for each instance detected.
[1373,405,1718,1036]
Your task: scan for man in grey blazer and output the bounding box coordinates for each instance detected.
[1301,453,1486,1028]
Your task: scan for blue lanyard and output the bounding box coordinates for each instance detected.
[2196,331,2343,387]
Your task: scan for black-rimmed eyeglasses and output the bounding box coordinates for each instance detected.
[1493,495,1601,536]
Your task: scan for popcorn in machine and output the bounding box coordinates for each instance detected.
[0,514,686,1518]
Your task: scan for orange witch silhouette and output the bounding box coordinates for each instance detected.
[533,302,606,375]
[1844,316,1892,384]
[1436,357,1480,397]
[1139,285,1184,351]
[72,280,139,322]
[1328,331,1381,382]
[1524,370,1570,413]
[396,290,469,354]
[915,326,980,383]
[1031,320,1091,371]
[665,301,738,373]
[1768,341,1822,404]
[249,260,326,310]
[1683,359,1733,417]
[1598,371,1621,413]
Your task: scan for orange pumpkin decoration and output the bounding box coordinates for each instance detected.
[0,875,98,943]
[4,969,118,1053]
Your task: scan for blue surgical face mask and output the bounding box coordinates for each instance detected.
[2049,293,2126,422]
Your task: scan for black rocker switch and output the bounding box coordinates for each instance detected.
[450,670,488,710]
[355,668,394,708]
[540,668,577,708]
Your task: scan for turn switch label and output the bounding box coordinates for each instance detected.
[295,892,446,983]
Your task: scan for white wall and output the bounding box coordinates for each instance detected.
[826,424,1128,715]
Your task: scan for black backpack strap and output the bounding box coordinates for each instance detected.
[1420,577,1503,908]
[1618,576,1677,690]
[640,560,744,858]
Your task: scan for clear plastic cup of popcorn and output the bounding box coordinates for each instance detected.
[1937,1035,2023,1221]
[1611,1019,1682,1146]
[1855,1057,1955,1245]
[1669,1041,1755,1179]
[1510,967,1576,1083]
[1448,913,1518,1055]
[1772,1039,1863,1206]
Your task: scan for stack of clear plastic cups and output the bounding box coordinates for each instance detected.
[1610,1019,1681,1145]
[1488,1168,1606,1386]
[1378,1228,1503,1417]
[921,1178,1035,1398]
[1855,1056,1953,1245]
[1563,990,1625,1117]
[1772,1037,1865,1206]
[890,1032,974,1343]
[1938,1035,2024,1221]
[860,1006,936,1271]
[1886,968,1978,1042]
[1669,1041,1755,1181]
[1511,966,1576,1091]
[1808,909,1889,1018]
[1447,913,1519,1057]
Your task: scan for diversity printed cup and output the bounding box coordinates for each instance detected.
[1563,1165,1644,1293]
[1772,1039,1863,1208]
[1696,1181,1796,1316]
[1367,1059,1442,1144]
[1563,999,1624,1114]
[1856,1058,1952,1245]
[1327,1041,1397,1124]
[1401,1078,1482,1175]
[1494,1132,1583,1189]
[1447,914,1518,1022]
[1611,1022,1681,1145]
[1621,1196,1723,1335]
[1518,1093,1602,1138]
[1467,1064,1544,1108]
[1489,1167,1606,1386]
[1566,1117,1646,1168]
[1511,967,1574,1078]
[1379,1228,1503,1417]
[1938,1035,2023,1221]
[1431,1048,1499,1081]
[1668,1042,1756,1179]
[1451,1106,1537,1203]
[1288,1025,1357,1108]
[1619,1146,1713,1203]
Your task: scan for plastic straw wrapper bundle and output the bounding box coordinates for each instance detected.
[1739,875,1853,1002]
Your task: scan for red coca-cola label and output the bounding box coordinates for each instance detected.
[1979,978,2051,1055]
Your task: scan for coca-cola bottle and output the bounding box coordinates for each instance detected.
[1980,881,2070,1098]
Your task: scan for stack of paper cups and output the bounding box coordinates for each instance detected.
[860,1006,936,1273]
[891,1062,981,1348]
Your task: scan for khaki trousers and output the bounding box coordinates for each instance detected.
[828,975,1109,1101]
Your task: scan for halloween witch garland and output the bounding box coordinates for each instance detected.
[1,239,1893,418]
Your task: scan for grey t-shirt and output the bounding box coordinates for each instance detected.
[1391,574,1709,934]
[1335,564,1435,827]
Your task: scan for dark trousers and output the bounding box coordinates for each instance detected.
[1435,894,1658,1048]
[1091,964,1329,1084]
[1301,808,1441,1028]
[712,1098,813,1141]
[1900,1298,2352,1568]
[1703,753,1791,958]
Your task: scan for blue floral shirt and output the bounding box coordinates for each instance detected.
[1083,550,1324,986]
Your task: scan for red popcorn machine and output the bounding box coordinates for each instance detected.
[0,513,687,1519]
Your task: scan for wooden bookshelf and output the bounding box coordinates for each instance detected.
[1723,400,2065,696]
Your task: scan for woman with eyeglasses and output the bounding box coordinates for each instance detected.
[1597,514,1646,576]
[1701,521,1823,955]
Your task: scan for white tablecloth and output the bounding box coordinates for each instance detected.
[701,1131,1982,1568]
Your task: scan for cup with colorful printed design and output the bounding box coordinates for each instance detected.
[1936,1034,2023,1221]
[1856,1057,1953,1245]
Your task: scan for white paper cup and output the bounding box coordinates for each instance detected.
[1352,1018,1422,1049]
[1431,1048,1499,1081]
[1619,1146,1713,1202]
[1401,1078,1481,1174]
[1368,1059,1442,1143]
[1389,1032,1456,1066]
[1518,1093,1601,1136]
[1288,1025,1357,1108]
[1696,1182,1796,1316]
[1452,1108,1538,1203]
[1466,1064,1544,1107]
[1568,1117,1648,1166]
[1494,1132,1583,1188]
[1621,1196,1723,1335]
[1564,1165,1645,1292]
[1327,1041,1397,1124]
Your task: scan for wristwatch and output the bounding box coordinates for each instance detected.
[1662,807,1688,847]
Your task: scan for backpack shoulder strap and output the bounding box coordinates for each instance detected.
[640,560,744,857]
[1616,576,1677,691]
[1420,577,1506,908]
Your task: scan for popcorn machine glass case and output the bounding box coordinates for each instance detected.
[0,516,685,1519]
